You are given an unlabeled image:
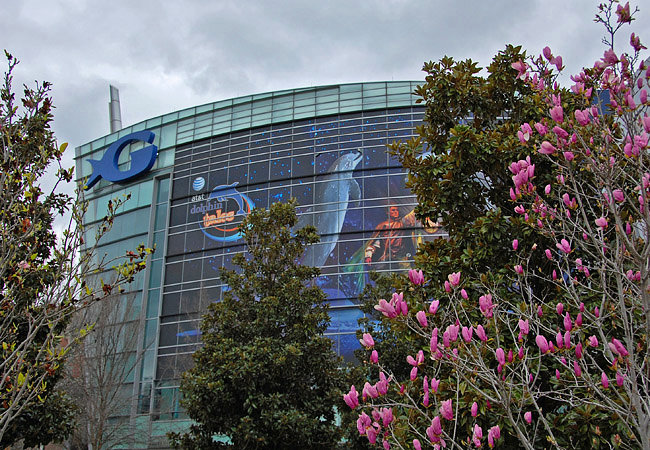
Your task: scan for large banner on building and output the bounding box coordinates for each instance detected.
[163,109,444,360]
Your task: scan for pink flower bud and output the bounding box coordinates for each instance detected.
[588,336,598,347]
[416,311,428,328]
[574,360,582,377]
[524,411,532,424]
[461,289,468,299]
[564,312,573,331]
[512,239,519,250]
[440,399,453,420]
[536,335,549,353]
[616,372,624,387]
[471,402,478,417]
[370,350,378,364]
[556,303,564,315]
[601,372,609,388]
[476,325,487,342]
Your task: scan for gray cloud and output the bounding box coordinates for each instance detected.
[2,0,649,161]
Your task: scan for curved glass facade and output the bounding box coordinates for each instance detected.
[75,82,445,447]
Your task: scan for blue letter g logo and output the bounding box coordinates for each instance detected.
[84,130,158,190]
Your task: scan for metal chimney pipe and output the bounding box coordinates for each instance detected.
[109,85,122,133]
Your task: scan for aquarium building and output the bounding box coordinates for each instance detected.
[75,81,443,447]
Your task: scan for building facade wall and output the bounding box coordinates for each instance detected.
[75,82,441,447]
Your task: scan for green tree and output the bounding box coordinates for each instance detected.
[170,200,344,449]
[0,52,149,447]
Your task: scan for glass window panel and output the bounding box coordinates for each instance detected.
[144,319,157,348]
[147,288,161,319]
[154,206,168,231]
[161,292,180,317]
[148,259,163,288]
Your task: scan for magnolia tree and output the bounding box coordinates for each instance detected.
[345,2,650,449]
[0,52,150,447]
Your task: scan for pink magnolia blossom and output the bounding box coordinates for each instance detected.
[370,350,379,364]
[495,348,505,365]
[545,249,553,260]
[631,32,647,52]
[431,377,440,393]
[611,338,629,357]
[447,272,461,286]
[564,312,573,331]
[511,60,528,79]
[616,1,631,23]
[514,264,524,274]
[545,184,551,195]
[613,189,625,202]
[575,342,583,359]
[550,105,564,123]
[479,294,494,318]
[518,319,529,335]
[409,269,425,285]
[556,302,564,315]
[543,46,553,61]
[416,311,428,328]
[344,385,359,409]
[472,424,483,447]
[524,411,532,424]
[556,239,571,254]
[535,122,548,135]
[471,402,478,417]
[356,411,371,435]
[574,361,582,377]
[512,239,519,250]
[563,151,575,161]
[363,382,378,399]
[461,289,468,300]
[536,335,549,353]
[375,299,397,318]
[440,399,453,420]
[462,326,473,342]
[476,325,487,342]
[360,333,375,348]
[410,366,418,381]
[428,416,443,439]
[602,372,610,389]
[588,336,598,347]
[539,141,557,155]
[429,300,440,315]
[487,426,501,447]
[413,439,422,450]
[616,372,625,387]
[575,109,590,125]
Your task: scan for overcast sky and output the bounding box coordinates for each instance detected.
[3,0,649,178]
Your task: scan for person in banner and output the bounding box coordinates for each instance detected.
[364,205,416,268]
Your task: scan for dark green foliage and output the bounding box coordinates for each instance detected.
[170,200,344,449]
